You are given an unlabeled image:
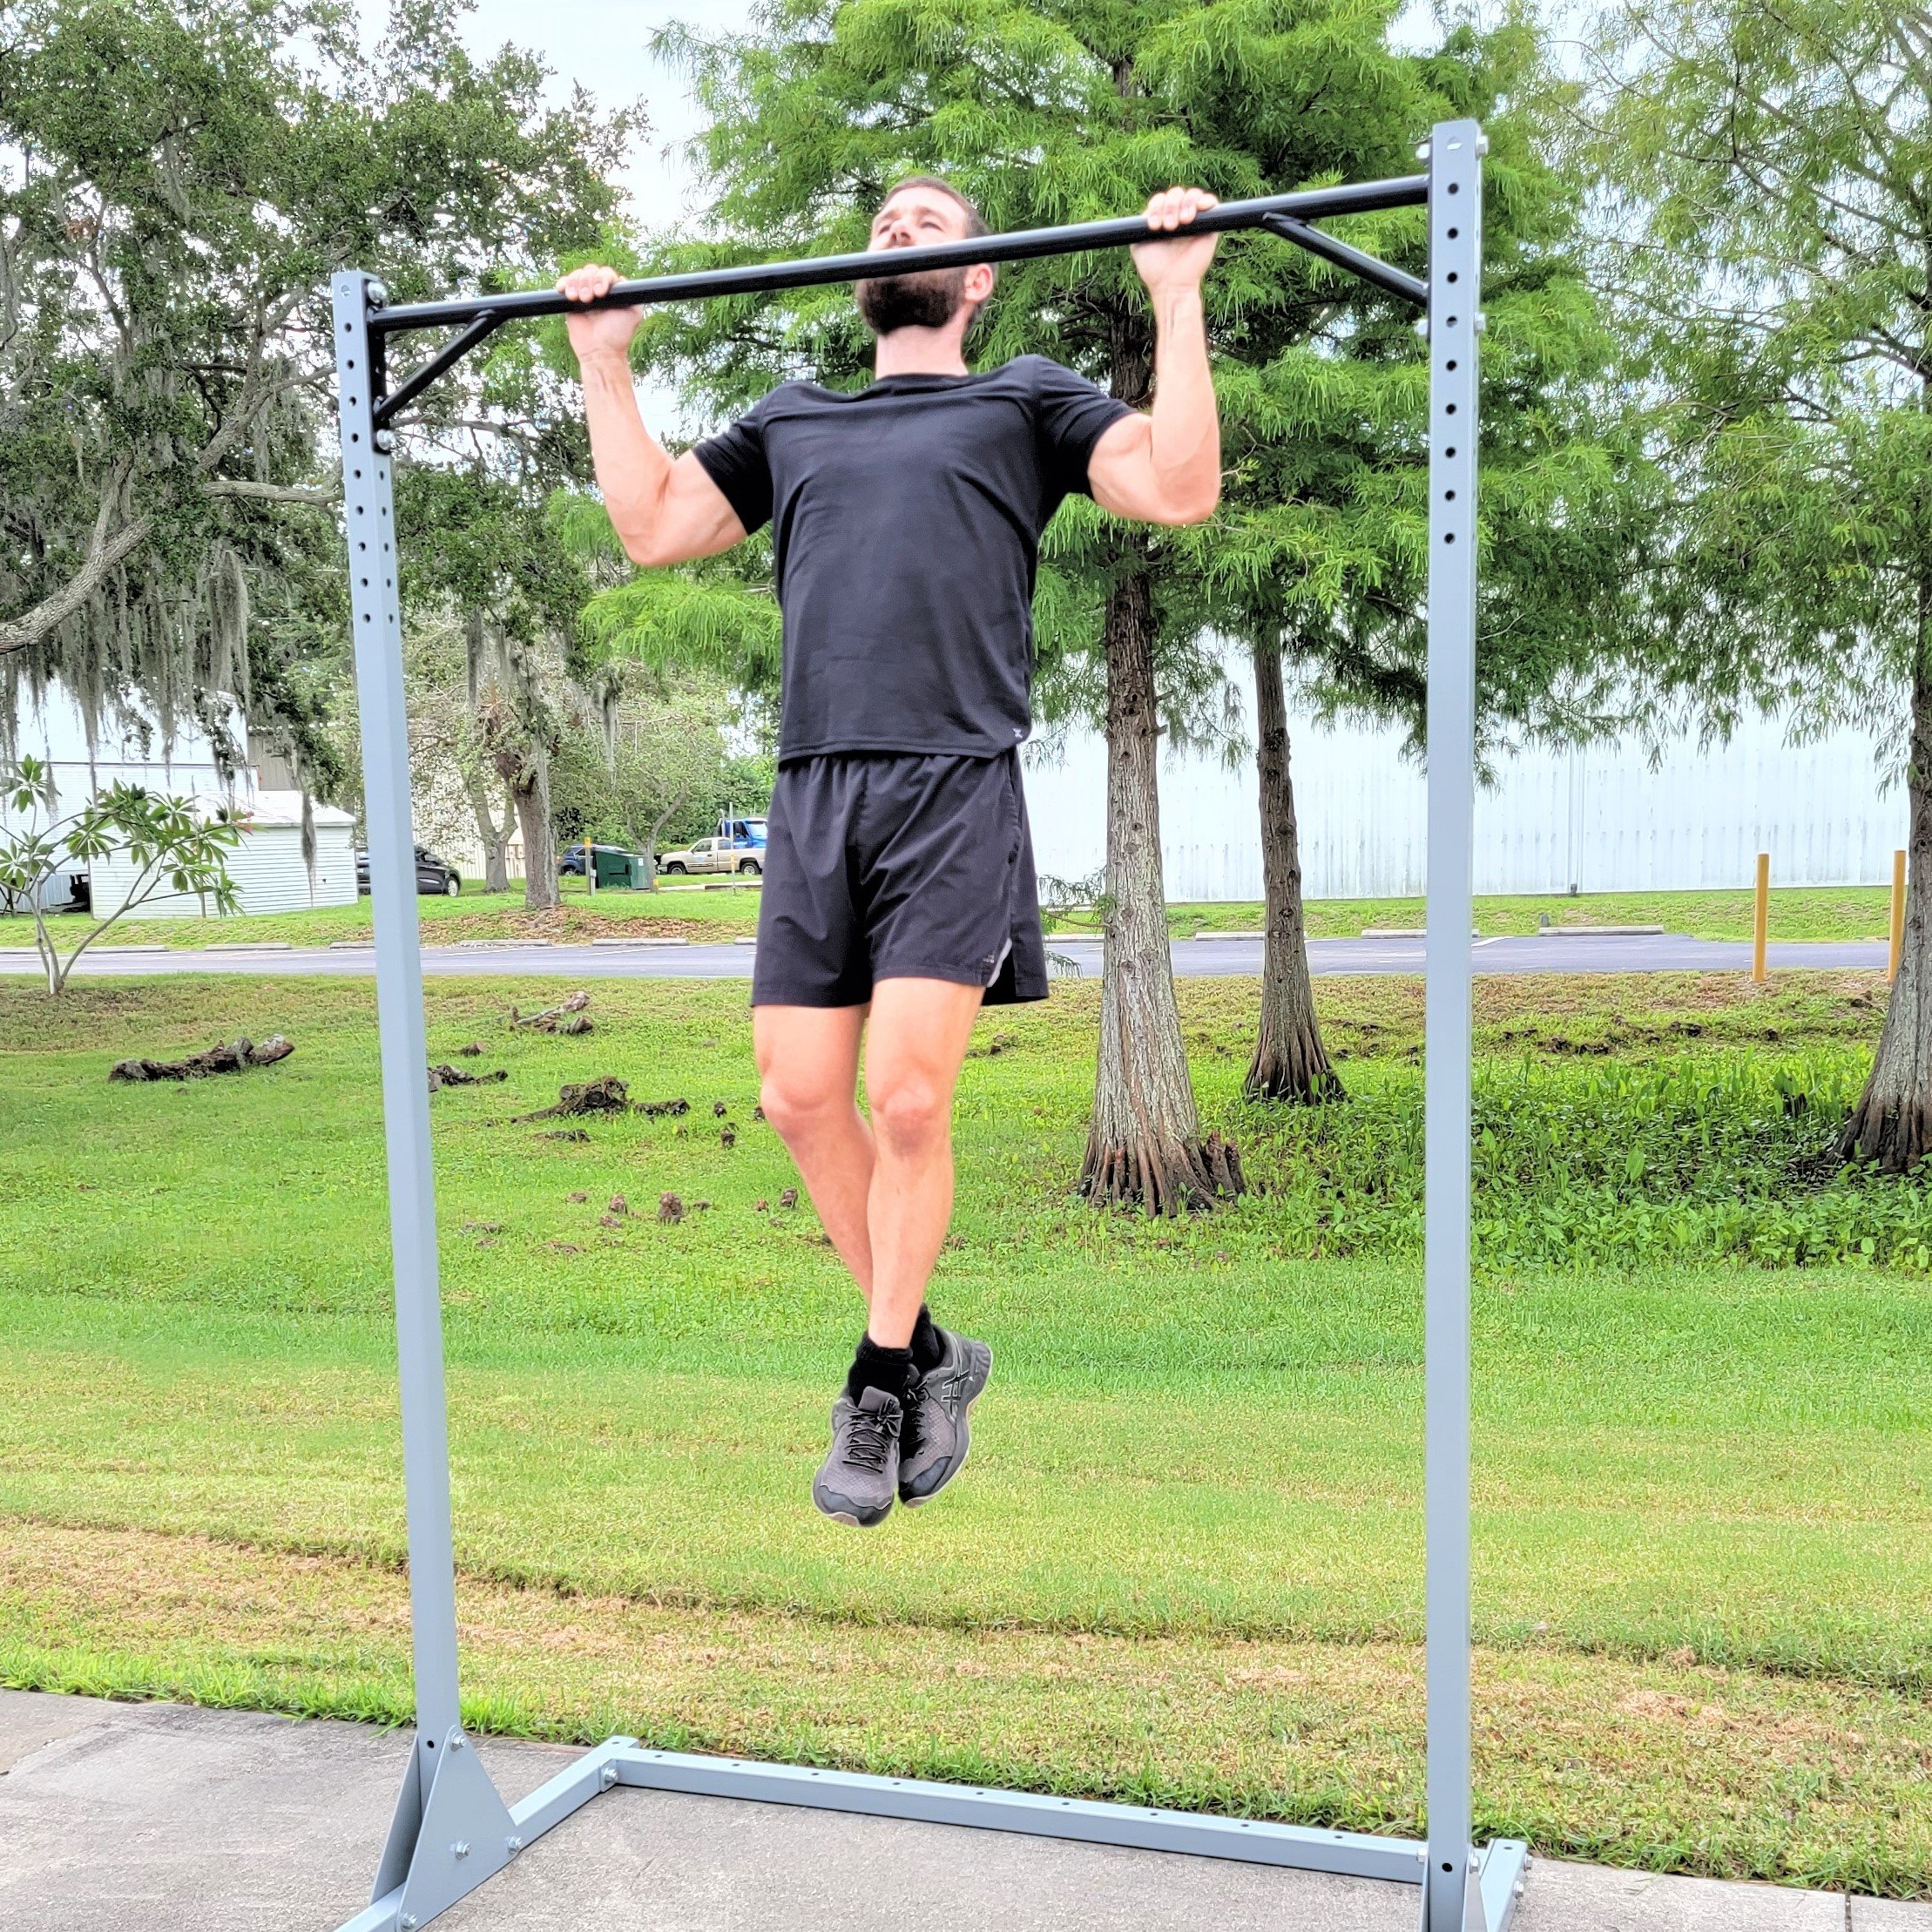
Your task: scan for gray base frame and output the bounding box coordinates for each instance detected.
[335,1740,1529,1932]
[328,117,1506,1932]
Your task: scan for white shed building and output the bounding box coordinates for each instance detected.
[89,790,358,919]
[2,683,358,917]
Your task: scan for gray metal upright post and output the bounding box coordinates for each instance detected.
[330,269,468,1838]
[1422,120,1485,1932]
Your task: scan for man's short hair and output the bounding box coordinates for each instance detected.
[878,173,990,241]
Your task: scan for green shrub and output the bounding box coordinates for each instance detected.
[1233,1050,1932,1271]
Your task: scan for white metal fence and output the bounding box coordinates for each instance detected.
[1023,710,1908,902]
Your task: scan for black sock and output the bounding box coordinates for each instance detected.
[846,1335,915,1405]
[909,1304,944,1376]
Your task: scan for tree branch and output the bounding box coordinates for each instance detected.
[202,478,341,506]
[0,468,150,661]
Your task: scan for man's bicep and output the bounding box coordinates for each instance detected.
[628,452,746,565]
[1085,413,1161,520]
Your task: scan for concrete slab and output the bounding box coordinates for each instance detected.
[1854,1902,1932,1928]
[0,1689,572,1932]
[0,1691,1911,1932]
[435,1783,1414,1931]
[1514,1860,1846,1929]
[0,1686,102,1773]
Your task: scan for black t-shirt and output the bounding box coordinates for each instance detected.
[692,355,1132,762]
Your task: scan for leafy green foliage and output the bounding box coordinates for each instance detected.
[0,0,633,778]
[1587,0,1932,746]
[0,755,239,990]
[549,669,774,864]
[1236,1049,1932,1270]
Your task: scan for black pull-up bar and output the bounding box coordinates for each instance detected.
[366,172,1429,428]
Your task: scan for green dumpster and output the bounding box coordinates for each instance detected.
[591,845,647,890]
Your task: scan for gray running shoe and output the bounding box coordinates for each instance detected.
[899,1329,993,1507]
[812,1384,903,1527]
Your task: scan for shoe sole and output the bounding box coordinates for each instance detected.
[902,1342,992,1509]
[813,1496,892,1529]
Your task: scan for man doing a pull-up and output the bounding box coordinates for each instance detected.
[559,176,1221,1527]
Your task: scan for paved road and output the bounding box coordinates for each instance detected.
[0,933,1893,981]
[2,1691,1918,1931]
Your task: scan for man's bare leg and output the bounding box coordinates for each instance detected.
[753,982,983,1333]
[859,976,985,1347]
[760,979,990,1526]
[753,1003,875,1297]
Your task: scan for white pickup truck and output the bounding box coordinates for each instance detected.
[658,836,763,877]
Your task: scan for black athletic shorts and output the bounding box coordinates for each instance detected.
[751,751,1050,1009]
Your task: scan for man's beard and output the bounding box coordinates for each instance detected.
[855,263,970,336]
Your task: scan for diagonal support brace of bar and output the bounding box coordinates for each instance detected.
[1260,214,1428,307]
[372,310,504,430]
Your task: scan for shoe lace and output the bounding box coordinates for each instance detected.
[844,1404,899,1472]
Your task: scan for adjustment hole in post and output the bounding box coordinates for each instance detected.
[1445,446,1456,458]
[1445,359,1457,371]
[1447,226,1459,240]
[1445,490,1456,501]
[1445,403,1457,415]
[1448,182,1460,194]
[1446,271,1458,283]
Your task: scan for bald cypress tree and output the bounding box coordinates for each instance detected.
[611,0,1639,1199]
[1591,0,1932,1171]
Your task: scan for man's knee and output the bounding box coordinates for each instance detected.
[868,1070,950,1157]
[759,1070,848,1145]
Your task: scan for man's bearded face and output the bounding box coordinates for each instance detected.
[855,262,971,335]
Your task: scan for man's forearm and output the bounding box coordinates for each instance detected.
[1146,287,1220,520]
[578,351,673,557]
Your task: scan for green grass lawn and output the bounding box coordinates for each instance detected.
[1163,884,1898,942]
[0,880,1896,949]
[3,970,1929,1893]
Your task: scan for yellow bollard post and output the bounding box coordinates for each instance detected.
[584,832,594,896]
[1752,851,1769,983]
[1891,848,1907,981]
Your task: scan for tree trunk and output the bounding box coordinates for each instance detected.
[1246,642,1342,1102]
[633,790,692,894]
[462,768,514,894]
[471,617,560,912]
[1841,580,1932,1170]
[510,757,558,910]
[1078,566,1245,1213]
